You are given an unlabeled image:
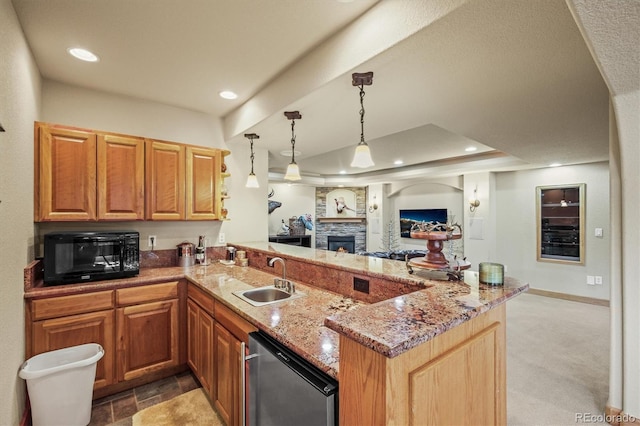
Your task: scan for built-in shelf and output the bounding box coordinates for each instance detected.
[317,217,366,223]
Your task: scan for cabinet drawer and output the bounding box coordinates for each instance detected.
[215,301,256,344]
[31,291,114,321]
[187,282,214,315]
[116,281,178,306]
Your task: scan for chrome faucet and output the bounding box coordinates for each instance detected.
[269,257,295,294]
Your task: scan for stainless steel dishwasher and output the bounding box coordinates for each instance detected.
[245,331,338,426]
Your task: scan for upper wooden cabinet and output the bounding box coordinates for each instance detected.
[35,124,97,221]
[186,146,222,220]
[34,122,229,222]
[97,134,145,220]
[145,140,186,220]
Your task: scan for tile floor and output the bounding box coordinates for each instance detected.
[89,371,201,426]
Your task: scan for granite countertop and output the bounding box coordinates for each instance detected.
[24,245,528,379]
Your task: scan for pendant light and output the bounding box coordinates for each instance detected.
[284,111,302,181]
[244,133,260,188]
[351,71,375,168]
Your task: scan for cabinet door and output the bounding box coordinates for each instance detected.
[187,299,215,397]
[97,134,145,220]
[32,310,115,389]
[214,322,235,426]
[145,140,185,220]
[35,124,96,221]
[116,299,179,381]
[186,146,221,220]
[187,299,199,374]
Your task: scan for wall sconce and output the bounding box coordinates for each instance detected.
[244,133,259,188]
[469,187,480,212]
[284,111,302,181]
[350,72,375,168]
[369,195,378,213]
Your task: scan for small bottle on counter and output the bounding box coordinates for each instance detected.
[196,235,206,265]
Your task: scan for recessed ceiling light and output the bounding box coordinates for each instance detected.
[280,149,302,157]
[219,91,238,100]
[339,170,347,175]
[465,146,477,152]
[338,185,345,187]
[67,47,99,62]
[549,163,562,167]
[394,160,403,165]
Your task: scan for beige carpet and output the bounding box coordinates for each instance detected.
[507,293,609,425]
[132,388,224,426]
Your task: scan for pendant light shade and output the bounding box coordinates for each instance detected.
[284,111,302,181]
[245,173,259,188]
[284,162,301,181]
[350,72,375,168]
[351,141,374,168]
[244,133,260,188]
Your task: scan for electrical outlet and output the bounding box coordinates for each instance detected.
[595,276,603,285]
[148,235,157,248]
[218,232,225,244]
[353,277,369,294]
[587,275,595,285]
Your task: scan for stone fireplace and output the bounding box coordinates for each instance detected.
[315,187,367,253]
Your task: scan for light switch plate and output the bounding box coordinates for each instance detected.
[587,275,595,285]
[595,228,603,237]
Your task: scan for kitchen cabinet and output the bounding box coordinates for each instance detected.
[26,281,186,398]
[34,124,97,221]
[145,140,230,221]
[28,291,115,389]
[186,146,223,220]
[115,282,180,381]
[187,283,215,397]
[35,123,145,221]
[97,133,145,220]
[35,121,228,222]
[214,301,256,426]
[145,140,185,220]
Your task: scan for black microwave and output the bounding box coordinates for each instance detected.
[43,231,140,285]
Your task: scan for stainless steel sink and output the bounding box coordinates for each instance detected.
[233,285,305,307]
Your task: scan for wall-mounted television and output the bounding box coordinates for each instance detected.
[399,208,448,238]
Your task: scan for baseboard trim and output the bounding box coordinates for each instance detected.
[605,405,640,425]
[527,288,609,307]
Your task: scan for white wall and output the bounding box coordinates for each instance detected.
[463,172,498,266]
[40,80,268,249]
[495,162,610,300]
[267,183,316,246]
[0,0,41,423]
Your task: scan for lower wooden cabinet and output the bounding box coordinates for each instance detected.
[26,281,183,396]
[214,322,235,425]
[116,299,179,381]
[187,284,256,426]
[31,310,115,389]
[214,301,257,426]
[187,298,214,397]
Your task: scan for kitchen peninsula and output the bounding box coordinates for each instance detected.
[24,242,527,425]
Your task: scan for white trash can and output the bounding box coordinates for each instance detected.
[19,343,104,426]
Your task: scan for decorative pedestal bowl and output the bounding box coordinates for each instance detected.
[408,230,471,271]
